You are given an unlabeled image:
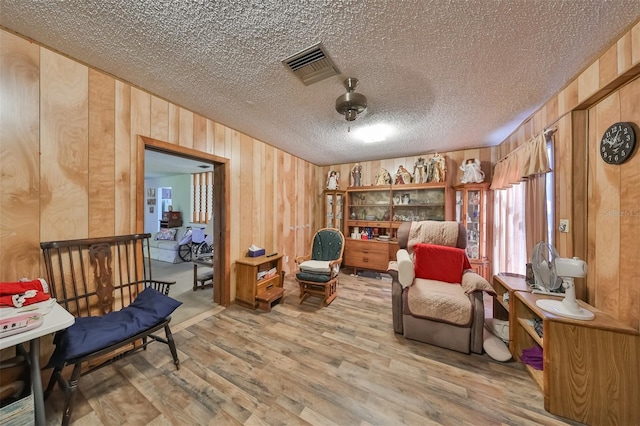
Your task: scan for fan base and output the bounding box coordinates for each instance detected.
[536,299,595,320]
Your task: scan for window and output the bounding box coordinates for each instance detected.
[492,132,555,275]
[190,171,213,224]
[545,139,554,246]
[493,183,527,275]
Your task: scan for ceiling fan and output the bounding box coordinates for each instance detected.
[335,77,367,121]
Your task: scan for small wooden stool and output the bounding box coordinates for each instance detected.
[256,287,284,312]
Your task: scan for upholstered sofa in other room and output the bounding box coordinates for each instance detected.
[148,227,190,263]
[387,221,495,354]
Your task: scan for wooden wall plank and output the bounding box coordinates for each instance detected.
[205,119,215,155]
[264,144,276,253]
[0,31,40,280]
[213,122,226,157]
[150,95,169,141]
[193,114,207,152]
[179,108,194,148]
[618,78,640,330]
[168,103,180,144]
[88,69,115,237]
[130,87,150,233]
[578,61,600,104]
[114,81,131,235]
[591,93,621,317]
[40,48,89,242]
[600,44,619,87]
[228,129,241,299]
[631,21,640,66]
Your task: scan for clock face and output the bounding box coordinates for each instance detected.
[600,122,636,165]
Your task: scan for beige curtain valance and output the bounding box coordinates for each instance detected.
[491,131,552,190]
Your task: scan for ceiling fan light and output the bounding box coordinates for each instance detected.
[345,109,358,121]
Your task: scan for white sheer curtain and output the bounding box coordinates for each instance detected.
[493,183,527,275]
[492,130,554,274]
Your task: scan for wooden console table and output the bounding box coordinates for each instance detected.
[235,254,283,311]
[512,291,639,425]
[492,273,529,321]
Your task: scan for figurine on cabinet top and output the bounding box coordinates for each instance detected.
[351,163,362,187]
[413,157,427,183]
[459,158,485,184]
[431,153,447,183]
[374,168,392,186]
[326,170,340,190]
[394,165,412,184]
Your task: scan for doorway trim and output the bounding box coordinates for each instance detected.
[137,135,231,307]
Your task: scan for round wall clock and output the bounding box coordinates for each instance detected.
[599,122,636,164]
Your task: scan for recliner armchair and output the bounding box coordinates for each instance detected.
[388,221,494,354]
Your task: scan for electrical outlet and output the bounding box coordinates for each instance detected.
[285,255,289,263]
[559,219,569,233]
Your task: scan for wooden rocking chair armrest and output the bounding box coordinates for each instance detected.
[327,257,343,268]
[295,255,311,264]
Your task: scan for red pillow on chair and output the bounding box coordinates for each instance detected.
[413,243,471,284]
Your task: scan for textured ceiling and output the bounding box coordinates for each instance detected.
[1,1,639,166]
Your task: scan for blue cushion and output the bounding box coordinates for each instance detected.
[48,287,181,368]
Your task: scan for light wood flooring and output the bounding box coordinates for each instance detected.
[43,273,579,425]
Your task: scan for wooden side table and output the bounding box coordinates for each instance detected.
[235,254,283,311]
[512,291,640,425]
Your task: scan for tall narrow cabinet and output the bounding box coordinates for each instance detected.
[454,183,492,280]
[323,190,346,230]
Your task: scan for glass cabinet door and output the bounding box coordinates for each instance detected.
[391,185,446,222]
[324,190,345,229]
[455,183,491,268]
[465,189,481,260]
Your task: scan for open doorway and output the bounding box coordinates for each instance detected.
[137,136,230,309]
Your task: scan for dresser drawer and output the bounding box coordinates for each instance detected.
[256,275,279,296]
[344,240,389,271]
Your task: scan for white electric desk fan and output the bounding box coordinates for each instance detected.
[531,242,594,321]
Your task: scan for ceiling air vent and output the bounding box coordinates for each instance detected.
[282,43,339,86]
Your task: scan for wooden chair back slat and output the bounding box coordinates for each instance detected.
[40,234,155,317]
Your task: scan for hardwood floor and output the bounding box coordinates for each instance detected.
[44,273,579,425]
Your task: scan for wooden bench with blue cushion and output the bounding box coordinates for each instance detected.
[40,234,181,426]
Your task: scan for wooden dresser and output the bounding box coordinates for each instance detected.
[160,211,182,228]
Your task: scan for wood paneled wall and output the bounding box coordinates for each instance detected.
[494,20,640,331]
[0,29,316,303]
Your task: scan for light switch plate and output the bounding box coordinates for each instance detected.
[559,219,569,233]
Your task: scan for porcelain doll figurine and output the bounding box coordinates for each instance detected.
[351,163,362,187]
[413,157,426,183]
[460,158,485,183]
[394,165,412,184]
[326,170,339,189]
[374,168,392,185]
[431,153,447,182]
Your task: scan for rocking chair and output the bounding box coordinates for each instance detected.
[295,228,345,306]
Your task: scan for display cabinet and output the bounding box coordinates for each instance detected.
[323,190,346,230]
[343,183,452,272]
[454,183,492,280]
